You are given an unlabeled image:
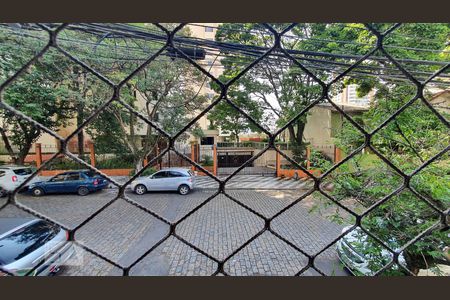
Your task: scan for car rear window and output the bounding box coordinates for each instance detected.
[13,168,34,176]
[82,171,96,178]
[168,171,184,177]
[0,221,60,265]
[65,173,80,181]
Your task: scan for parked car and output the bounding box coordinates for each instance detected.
[0,218,74,276]
[130,168,195,195]
[336,225,408,276]
[28,170,109,197]
[0,165,41,197]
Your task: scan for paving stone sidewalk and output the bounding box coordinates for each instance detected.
[0,183,351,276]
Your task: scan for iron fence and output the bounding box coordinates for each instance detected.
[0,23,448,276]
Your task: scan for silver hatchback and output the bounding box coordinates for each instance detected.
[130,168,196,195]
[0,218,74,276]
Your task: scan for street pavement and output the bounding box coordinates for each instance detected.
[195,175,310,190]
[106,174,311,190]
[0,175,352,276]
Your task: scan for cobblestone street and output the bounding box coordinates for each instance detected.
[0,178,351,276]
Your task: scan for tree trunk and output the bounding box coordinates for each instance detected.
[135,158,144,173]
[77,95,85,159]
[0,127,17,162]
[296,121,306,147]
[76,71,87,160]
[77,130,84,159]
[288,125,296,143]
[16,140,33,165]
[288,120,306,164]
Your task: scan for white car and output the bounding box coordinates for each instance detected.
[130,168,195,195]
[336,225,407,276]
[0,165,41,197]
[0,218,75,276]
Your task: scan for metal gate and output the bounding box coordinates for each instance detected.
[218,151,253,168]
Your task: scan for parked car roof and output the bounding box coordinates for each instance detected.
[0,218,38,236]
[0,165,34,170]
[159,168,192,172]
[53,170,94,175]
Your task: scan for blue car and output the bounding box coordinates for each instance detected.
[28,170,109,197]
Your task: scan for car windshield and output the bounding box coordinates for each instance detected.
[13,168,34,176]
[0,221,60,265]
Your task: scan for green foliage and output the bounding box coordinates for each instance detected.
[211,24,332,149]
[200,155,213,167]
[45,155,136,170]
[46,157,86,170]
[208,94,264,142]
[317,23,450,275]
[0,40,75,163]
[129,167,157,177]
[85,46,208,171]
[309,149,333,171]
[96,156,135,169]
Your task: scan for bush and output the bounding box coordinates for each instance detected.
[96,156,134,169]
[309,149,333,171]
[45,155,135,170]
[46,157,86,170]
[201,155,213,166]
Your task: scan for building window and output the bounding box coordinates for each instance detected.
[205,26,214,32]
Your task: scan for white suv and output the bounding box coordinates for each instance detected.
[0,165,41,197]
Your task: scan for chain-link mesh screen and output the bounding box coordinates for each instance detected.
[0,23,448,276]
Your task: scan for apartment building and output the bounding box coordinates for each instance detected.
[301,84,372,158]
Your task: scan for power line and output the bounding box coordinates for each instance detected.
[1,23,449,85]
[187,23,450,54]
[59,23,449,67]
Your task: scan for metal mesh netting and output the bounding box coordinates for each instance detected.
[0,23,448,276]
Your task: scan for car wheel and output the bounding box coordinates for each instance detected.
[0,189,6,198]
[134,184,147,195]
[178,184,190,195]
[77,187,89,196]
[31,187,44,197]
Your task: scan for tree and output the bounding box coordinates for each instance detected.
[210,23,372,162]
[207,90,264,142]
[80,25,208,171]
[212,22,449,274]
[323,23,450,275]
[0,28,75,164]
